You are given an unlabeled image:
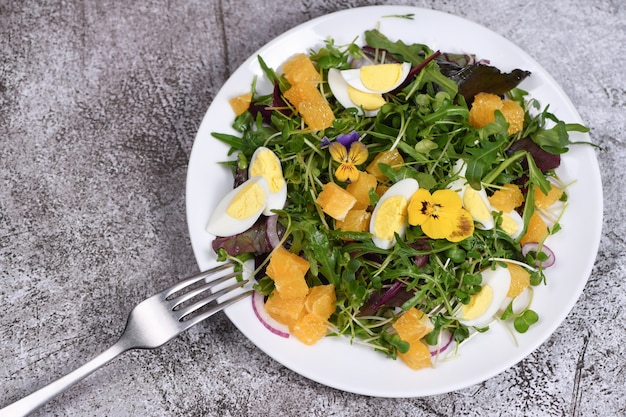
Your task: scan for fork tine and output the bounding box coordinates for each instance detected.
[168,270,242,309]
[162,262,235,299]
[175,278,250,321]
[178,289,254,330]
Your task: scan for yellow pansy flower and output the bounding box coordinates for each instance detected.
[327,131,368,182]
[408,188,474,242]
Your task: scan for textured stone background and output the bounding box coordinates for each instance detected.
[1,1,624,416]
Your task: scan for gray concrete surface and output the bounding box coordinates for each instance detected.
[1,1,624,416]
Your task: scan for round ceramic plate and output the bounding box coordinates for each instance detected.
[186,6,602,397]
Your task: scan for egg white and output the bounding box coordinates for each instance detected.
[248,146,287,215]
[369,178,420,249]
[458,266,511,328]
[500,209,524,239]
[498,286,532,316]
[327,68,379,117]
[206,176,269,237]
[461,186,495,230]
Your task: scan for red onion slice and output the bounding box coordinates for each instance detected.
[251,291,290,338]
[428,330,454,357]
[522,242,555,268]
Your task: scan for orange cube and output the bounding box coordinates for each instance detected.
[316,182,357,221]
[335,209,371,233]
[469,92,523,134]
[283,82,334,131]
[265,246,310,299]
[488,183,524,213]
[264,290,305,326]
[398,339,433,370]
[228,93,253,116]
[297,100,335,131]
[501,100,524,134]
[283,82,322,108]
[520,212,548,245]
[282,53,321,85]
[393,308,434,370]
[304,284,336,320]
[393,308,434,342]
[534,183,563,209]
[291,313,328,345]
[366,148,404,180]
[375,184,389,197]
[506,263,530,298]
[346,171,377,209]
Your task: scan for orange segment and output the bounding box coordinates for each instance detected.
[346,171,377,209]
[265,246,310,299]
[520,212,548,245]
[264,290,305,326]
[397,339,432,370]
[282,53,321,85]
[281,54,334,131]
[366,148,404,181]
[228,93,252,116]
[488,183,525,213]
[392,308,434,370]
[283,82,320,108]
[469,92,524,134]
[469,92,503,128]
[375,184,389,197]
[283,82,334,131]
[291,313,328,345]
[534,183,563,209]
[304,284,337,320]
[298,100,335,131]
[392,308,434,341]
[506,263,530,298]
[316,182,357,221]
[501,100,524,134]
[335,209,371,233]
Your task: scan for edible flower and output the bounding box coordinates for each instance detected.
[407,188,474,242]
[325,131,368,182]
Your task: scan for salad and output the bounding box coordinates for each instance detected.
[204,28,588,370]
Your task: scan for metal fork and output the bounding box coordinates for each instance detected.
[0,262,252,417]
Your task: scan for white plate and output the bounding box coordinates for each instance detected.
[186,5,602,397]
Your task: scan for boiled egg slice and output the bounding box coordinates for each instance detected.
[340,62,412,94]
[369,178,420,249]
[327,68,381,117]
[461,186,495,230]
[206,176,269,237]
[457,265,511,328]
[499,209,524,239]
[448,160,495,230]
[248,147,287,215]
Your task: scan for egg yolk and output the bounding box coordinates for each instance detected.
[461,285,494,320]
[226,182,266,219]
[500,213,519,236]
[463,187,492,224]
[373,196,408,240]
[249,149,285,193]
[360,63,404,92]
[347,86,386,110]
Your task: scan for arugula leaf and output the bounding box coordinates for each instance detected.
[465,136,509,189]
[302,226,340,286]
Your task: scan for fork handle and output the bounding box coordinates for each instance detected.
[0,342,128,417]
